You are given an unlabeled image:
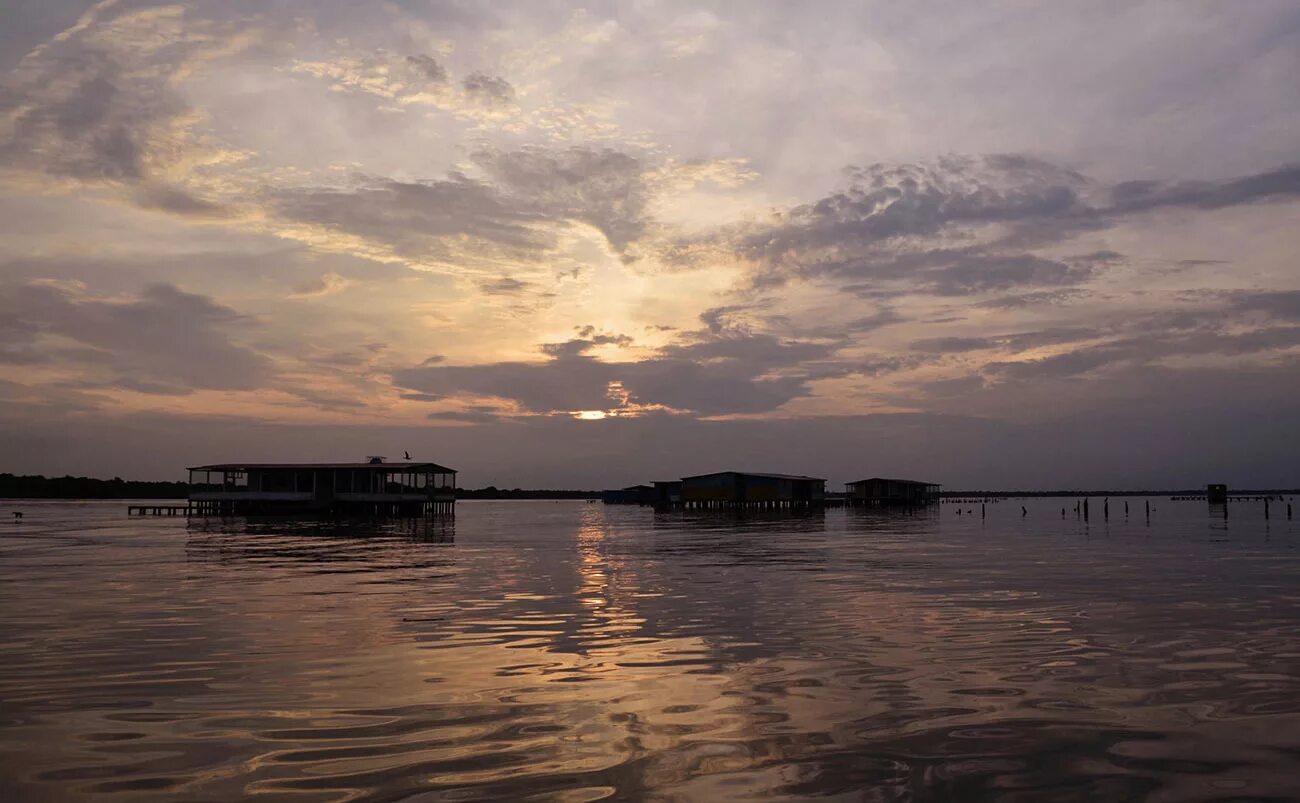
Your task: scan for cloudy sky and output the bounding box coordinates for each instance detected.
[1,0,1298,489]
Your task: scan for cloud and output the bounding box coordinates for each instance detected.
[404,54,446,84]
[0,2,255,195]
[983,326,1300,381]
[716,155,1298,299]
[1227,289,1300,321]
[461,71,514,104]
[270,145,664,268]
[0,281,271,394]
[1107,164,1300,213]
[269,174,548,266]
[472,146,652,253]
[476,276,531,295]
[290,272,353,298]
[391,321,843,418]
[911,327,1098,354]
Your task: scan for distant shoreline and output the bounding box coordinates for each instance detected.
[2,473,1294,501]
[0,473,601,501]
[939,489,1299,498]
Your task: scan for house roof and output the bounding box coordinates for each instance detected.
[681,471,826,482]
[187,462,456,473]
[846,477,940,487]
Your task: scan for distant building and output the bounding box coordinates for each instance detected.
[1206,484,1228,504]
[846,477,940,506]
[679,471,825,508]
[653,480,683,506]
[187,460,456,516]
[602,484,656,505]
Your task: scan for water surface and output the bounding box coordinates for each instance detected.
[1,498,1299,801]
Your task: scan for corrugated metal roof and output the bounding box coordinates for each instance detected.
[680,471,826,482]
[846,477,939,486]
[187,462,456,473]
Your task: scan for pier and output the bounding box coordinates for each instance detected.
[128,504,191,516]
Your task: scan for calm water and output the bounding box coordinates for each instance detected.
[1,498,1299,802]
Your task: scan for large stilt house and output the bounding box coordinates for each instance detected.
[187,458,456,516]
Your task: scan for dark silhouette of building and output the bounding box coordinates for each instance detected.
[845,477,941,506]
[679,471,825,509]
[187,460,456,516]
[601,484,656,505]
[653,480,683,506]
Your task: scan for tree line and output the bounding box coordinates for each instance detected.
[0,474,601,500]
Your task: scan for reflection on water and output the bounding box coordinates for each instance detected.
[1,498,1299,801]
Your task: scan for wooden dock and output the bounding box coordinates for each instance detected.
[1169,495,1282,502]
[128,504,191,516]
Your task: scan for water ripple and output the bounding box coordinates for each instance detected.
[1,498,1298,800]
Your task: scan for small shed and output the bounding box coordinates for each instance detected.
[680,471,825,508]
[846,477,941,506]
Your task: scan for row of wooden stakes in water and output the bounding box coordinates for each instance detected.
[949,498,1294,521]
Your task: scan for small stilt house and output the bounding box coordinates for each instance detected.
[846,477,940,506]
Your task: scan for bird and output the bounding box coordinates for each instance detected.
[12,511,22,520]
[404,450,411,460]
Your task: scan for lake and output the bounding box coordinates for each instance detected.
[1,498,1298,801]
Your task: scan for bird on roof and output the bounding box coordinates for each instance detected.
[404,450,411,460]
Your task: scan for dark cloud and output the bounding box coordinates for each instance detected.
[976,288,1089,309]
[0,49,159,180]
[461,71,514,103]
[1228,290,1300,321]
[983,326,1300,380]
[0,282,271,394]
[836,250,1103,297]
[271,175,547,260]
[130,184,229,218]
[1107,164,1300,213]
[477,276,531,295]
[721,155,1299,298]
[472,146,652,253]
[742,156,1089,276]
[911,328,1098,354]
[404,54,447,83]
[392,325,842,417]
[0,1,249,203]
[271,146,660,263]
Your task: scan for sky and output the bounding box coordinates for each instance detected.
[1,0,1298,489]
